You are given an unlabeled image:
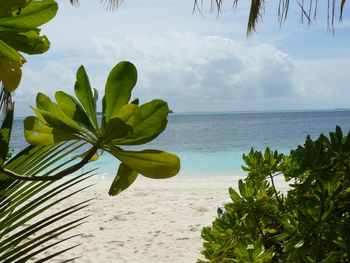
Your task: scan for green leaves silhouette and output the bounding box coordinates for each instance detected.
[24,61,180,195]
[0,0,58,92]
[199,127,350,262]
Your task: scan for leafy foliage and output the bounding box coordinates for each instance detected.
[0,104,95,262]
[0,0,57,113]
[199,126,350,262]
[23,61,180,195]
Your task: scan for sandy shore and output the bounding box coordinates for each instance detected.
[37,172,290,263]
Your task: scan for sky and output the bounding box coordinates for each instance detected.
[14,0,350,116]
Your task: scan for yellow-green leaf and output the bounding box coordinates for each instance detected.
[111,149,180,179]
[0,39,25,65]
[115,99,168,145]
[103,104,141,141]
[105,61,137,122]
[35,93,82,133]
[0,54,22,92]
[74,65,98,128]
[109,163,138,196]
[55,91,95,132]
[24,116,77,145]
[0,0,58,32]
[0,0,31,19]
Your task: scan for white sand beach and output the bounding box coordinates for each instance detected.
[40,172,290,263]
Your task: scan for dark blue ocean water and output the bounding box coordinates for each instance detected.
[9,110,350,175]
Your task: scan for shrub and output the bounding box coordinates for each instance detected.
[199,126,350,262]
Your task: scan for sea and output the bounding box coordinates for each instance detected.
[9,110,350,178]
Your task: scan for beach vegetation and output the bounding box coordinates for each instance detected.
[0,0,58,113]
[0,103,96,261]
[1,61,180,195]
[0,1,180,261]
[0,1,90,261]
[199,126,350,262]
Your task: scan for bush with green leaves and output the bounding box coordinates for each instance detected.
[199,126,350,262]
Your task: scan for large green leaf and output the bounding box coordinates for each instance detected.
[74,66,98,128]
[108,163,138,196]
[0,0,30,19]
[103,104,141,141]
[0,54,22,92]
[110,104,141,127]
[105,61,137,122]
[35,93,82,133]
[0,0,58,32]
[115,99,169,145]
[0,103,13,166]
[55,91,95,132]
[0,40,25,66]
[24,116,78,145]
[103,118,131,142]
[0,30,50,55]
[111,149,180,179]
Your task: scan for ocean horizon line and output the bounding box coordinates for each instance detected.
[170,108,350,115]
[12,107,350,119]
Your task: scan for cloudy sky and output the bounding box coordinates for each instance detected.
[15,0,350,116]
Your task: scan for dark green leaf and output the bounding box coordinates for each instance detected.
[0,30,50,55]
[115,99,168,145]
[0,0,58,32]
[109,163,138,196]
[0,103,13,165]
[74,65,98,128]
[55,91,95,132]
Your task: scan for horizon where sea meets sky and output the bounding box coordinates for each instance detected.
[10,110,350,176]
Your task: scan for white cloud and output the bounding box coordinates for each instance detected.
[11,1,350,116]
[89,31,296,111]
[292,58,350,108]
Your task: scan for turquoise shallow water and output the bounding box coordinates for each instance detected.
[10,110,350,176]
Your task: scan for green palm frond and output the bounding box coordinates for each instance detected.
[70,0,124,10]
[0,107,95,262]
[0,144,95,261]
[192,0,347,35]
[0,85,12,117]
[247,0,264,36]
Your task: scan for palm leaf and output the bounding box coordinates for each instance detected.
[0,140,96,262]
[190,0,347,35]
[0,85,12,117]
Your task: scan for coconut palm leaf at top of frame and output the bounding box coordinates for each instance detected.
[22,61,180,195]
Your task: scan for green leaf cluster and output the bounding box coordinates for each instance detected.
[24,61,180,195]
[0,104,95,262]
[199,126,350,262]
[0,0,57,92]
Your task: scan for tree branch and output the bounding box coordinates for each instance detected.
[1,146,98,181]
[269,172,284,209]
